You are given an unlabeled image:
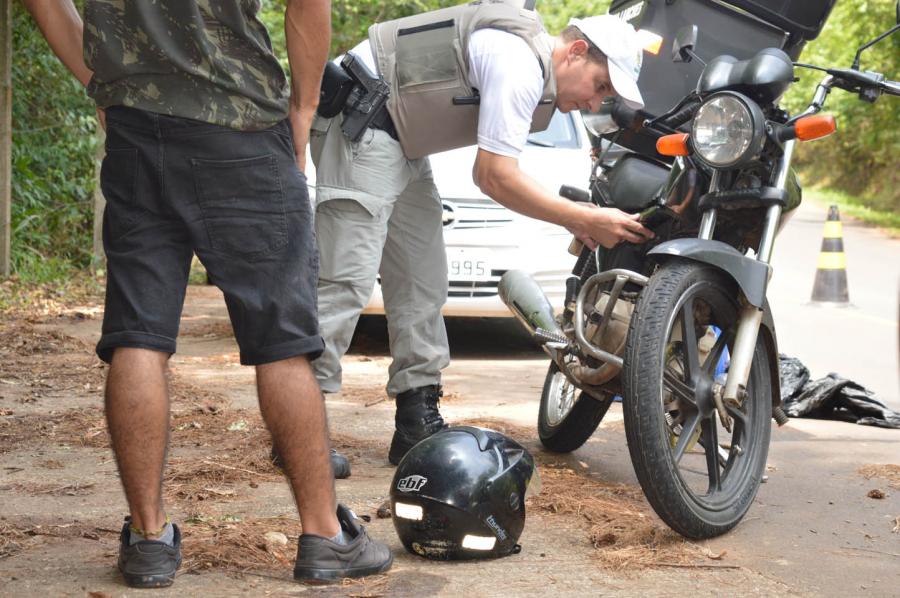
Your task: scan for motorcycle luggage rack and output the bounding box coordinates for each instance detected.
[575,269,650,368]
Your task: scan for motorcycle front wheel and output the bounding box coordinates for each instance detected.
[538,360,613,453]
[622,261,772,539]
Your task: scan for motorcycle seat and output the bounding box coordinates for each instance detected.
[697,48,794,104]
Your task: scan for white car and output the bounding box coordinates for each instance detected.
[364,110,592,317]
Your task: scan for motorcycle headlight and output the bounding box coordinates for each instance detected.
[691,92,765,168]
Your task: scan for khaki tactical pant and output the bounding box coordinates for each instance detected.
[309,114,449,397]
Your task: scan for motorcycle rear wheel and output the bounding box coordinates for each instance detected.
[538,361,613,453]
[622,261,772,539]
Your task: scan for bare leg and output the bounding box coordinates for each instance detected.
[105,348,170,537]
[257,356,340,538]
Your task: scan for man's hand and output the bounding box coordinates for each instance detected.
[567,203,652,250]
[288,106,315,172]
[474,148,653,248]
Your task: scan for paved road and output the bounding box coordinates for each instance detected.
[353,317,900,598]
[768,194,900,409]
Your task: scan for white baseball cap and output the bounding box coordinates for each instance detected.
[568,15,645,110]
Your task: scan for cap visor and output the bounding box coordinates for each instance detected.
[608,61,644,110]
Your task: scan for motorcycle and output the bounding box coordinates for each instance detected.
[499,8,900,539]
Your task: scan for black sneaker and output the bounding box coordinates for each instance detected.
[271,447,351,479]
[117,517,182,588]
[293,504,393,582]
[388,385,448,465]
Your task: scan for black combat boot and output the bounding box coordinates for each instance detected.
[388,385,448,465]
[271,446,351,479]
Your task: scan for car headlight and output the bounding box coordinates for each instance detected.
[691,92,765,168]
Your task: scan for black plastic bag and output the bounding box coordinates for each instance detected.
[778,354,810,402]
[779,356,900,429]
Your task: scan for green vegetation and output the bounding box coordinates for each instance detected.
[784,0,899,216]
[6,0,897,285]
[805,187,900,236]
[10,0,98,283]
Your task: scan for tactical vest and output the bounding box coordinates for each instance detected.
[369,0,557,159]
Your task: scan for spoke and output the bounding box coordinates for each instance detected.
[679,298,700,382]
[703,331,731,377]
[702,419,722,493]
[663,368,696,405]
[725,400,750,435]
[672,413,701,463]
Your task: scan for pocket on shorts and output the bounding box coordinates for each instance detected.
[191,153,288,260]
[100,147,143,241]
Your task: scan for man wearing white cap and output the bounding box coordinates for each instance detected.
[308,2,653,470]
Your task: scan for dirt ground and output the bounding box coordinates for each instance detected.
[1,284,898,597]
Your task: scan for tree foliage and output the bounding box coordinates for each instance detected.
[7,0,896,282]
[784,0,899,211]
[10,1,98,281]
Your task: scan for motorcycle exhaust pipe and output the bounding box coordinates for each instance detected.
[498,270,563,338]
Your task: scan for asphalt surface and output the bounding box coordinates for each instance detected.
[768,194,900,410]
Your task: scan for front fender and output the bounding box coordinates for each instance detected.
[648,240,782,409]
[647,239,771,308]
[759,301,782,409]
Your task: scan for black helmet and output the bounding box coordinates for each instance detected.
[390,426,539,560]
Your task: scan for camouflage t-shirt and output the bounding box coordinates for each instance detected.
[83,0,289,131]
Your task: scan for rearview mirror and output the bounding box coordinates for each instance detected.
[851,3,900,69]
[672,25,698,63]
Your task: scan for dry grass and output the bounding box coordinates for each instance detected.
[0,321,106,404]
[180,516,298,574]
[457,417,534,441]
[0,481,96,496]
[168,374,232,410]
[0,274,104,319]
[532,464,706,569]
[858,464,900,489]
[0,323,92,356]
[0,408,108,453]
[332,384,390,406]
[330,431,387,455]
[0,518,114,560]
[181,517,395,595]
[178,319,234,339]
[0,521,29,559]
[164,406,281,509]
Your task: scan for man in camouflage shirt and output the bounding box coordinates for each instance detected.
[23,0,392,587]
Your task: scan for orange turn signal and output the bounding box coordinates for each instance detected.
[794,114,836,141]
[637,30,664,55]
[656,133,691,156]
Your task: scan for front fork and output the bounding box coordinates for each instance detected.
[711,141,795,425]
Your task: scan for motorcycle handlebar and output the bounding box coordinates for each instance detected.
[882,80,900,96]
[558,185,592,203]
[658,100,702,131]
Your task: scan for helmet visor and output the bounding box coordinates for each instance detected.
[525,466,542,499]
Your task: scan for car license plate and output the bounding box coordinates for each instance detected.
[447,248,491,281]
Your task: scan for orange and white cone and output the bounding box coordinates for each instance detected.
[810,205,849,305]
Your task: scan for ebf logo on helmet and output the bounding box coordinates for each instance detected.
[397,475,428,492]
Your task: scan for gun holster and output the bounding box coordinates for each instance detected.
[317,55,391,143]
[318,61,355,119]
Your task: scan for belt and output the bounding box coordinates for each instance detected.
[369,107,399,141]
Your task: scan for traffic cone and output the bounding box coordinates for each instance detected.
[810,205,849,305]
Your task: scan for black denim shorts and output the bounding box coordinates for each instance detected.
[96,106,324,365]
